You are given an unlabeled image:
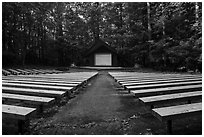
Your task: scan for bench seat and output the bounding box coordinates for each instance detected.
[126,81,201,90]
[152,102,202,134]
[3,93,55,105]
[139,91,202,108]
[16,69,32,75]
[4,75,88,81]
[122,78,201,86]
[8,69,22,75]
[3,69,12,76]
[2,82,74,91]
[24,69,40,74]
[131,84,202,97]
[2,104,36,134]
[2,87,65,98]
[31,69,47,74]
[3,80,79,87]
[2,78,82,84]
[2,104,36,120]
[3,93,55,112]
[117,75,201,83]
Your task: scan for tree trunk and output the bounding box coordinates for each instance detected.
[147,2,151,40]
[94,2,100,40]
[161,3,165,36]
[119,3,123,50]
[195,2,199,23]
[146,2,151,67]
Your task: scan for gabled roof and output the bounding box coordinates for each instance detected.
[85,39,117,56]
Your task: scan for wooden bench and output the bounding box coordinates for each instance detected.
[139,91,202,108]
[3,80,79,87]
[53,70,63,73]
[24,69,40,74]
[2,87,66,98]
[2,78,82,85]
[122,78,201,86]
[8,69,22,75]
[2,75,86,83]
[131,84,202,97]
[48,70,63,74]
[6,75,88,82]
[118,75,201,83]
[3,69,12,76]
[16,69,32,75]
[16,69,28,75]
[115,73,201,78]
[2,104,36,134]
[126,81,201,90]
[2,93,55,112]
[32,69,47,74]
[2,82,74,91]
[152,103,202,134]
[38,69,54,74]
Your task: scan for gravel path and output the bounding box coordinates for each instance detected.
[30,71,202,135]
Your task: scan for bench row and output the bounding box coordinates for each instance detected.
[2,68,64,76]
[109,72,202,134]
[2,72,98,134]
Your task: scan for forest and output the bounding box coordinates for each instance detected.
[2,2,202,72]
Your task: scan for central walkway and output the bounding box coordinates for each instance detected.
[35,71,132,134]
[61,71,122,120]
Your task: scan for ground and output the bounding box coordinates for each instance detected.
[29,71,201,135]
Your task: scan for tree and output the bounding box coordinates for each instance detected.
[2,2,202,72]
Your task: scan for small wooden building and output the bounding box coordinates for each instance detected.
[85,39,118,67]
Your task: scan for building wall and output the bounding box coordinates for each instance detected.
[86,46,118,67]
[112,53,118,66]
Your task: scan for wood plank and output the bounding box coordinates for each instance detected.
[3,80,79,87]
[16,69,27,75]
[111,73,201,78]
[3,93,55,105]
[122,78,201,86]
[2,104,36,120]
[139,91,202,106]
[16,69,32,75]
[31,69,47,74]
[8,69,22,75]
[24,69,40,74]
[3,75,89,81]
[52,70,63,73]
[126,81,201,90]
[38,69,54,74]
[131,84,202,97]
[2,87,65,98]
[2,69,12,75]
[2,78,82,84]
[2,82,74,91]
[152,103,202,121]
[114,73,201,77]
[117,75,201,82]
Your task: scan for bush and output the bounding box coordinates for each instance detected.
[2,51,20,67]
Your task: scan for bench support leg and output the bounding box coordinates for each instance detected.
[39,105,43,113]
[18,119,29,134]
[167,120,172,134]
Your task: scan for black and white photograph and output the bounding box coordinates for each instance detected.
[2,1,202,135]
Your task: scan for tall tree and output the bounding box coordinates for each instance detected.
[147,2,151,40]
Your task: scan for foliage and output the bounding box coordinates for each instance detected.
[2,2,202,72]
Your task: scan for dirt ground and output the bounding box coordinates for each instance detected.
[29,71,202,135]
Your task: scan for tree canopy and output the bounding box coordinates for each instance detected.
[2,2,202,72]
